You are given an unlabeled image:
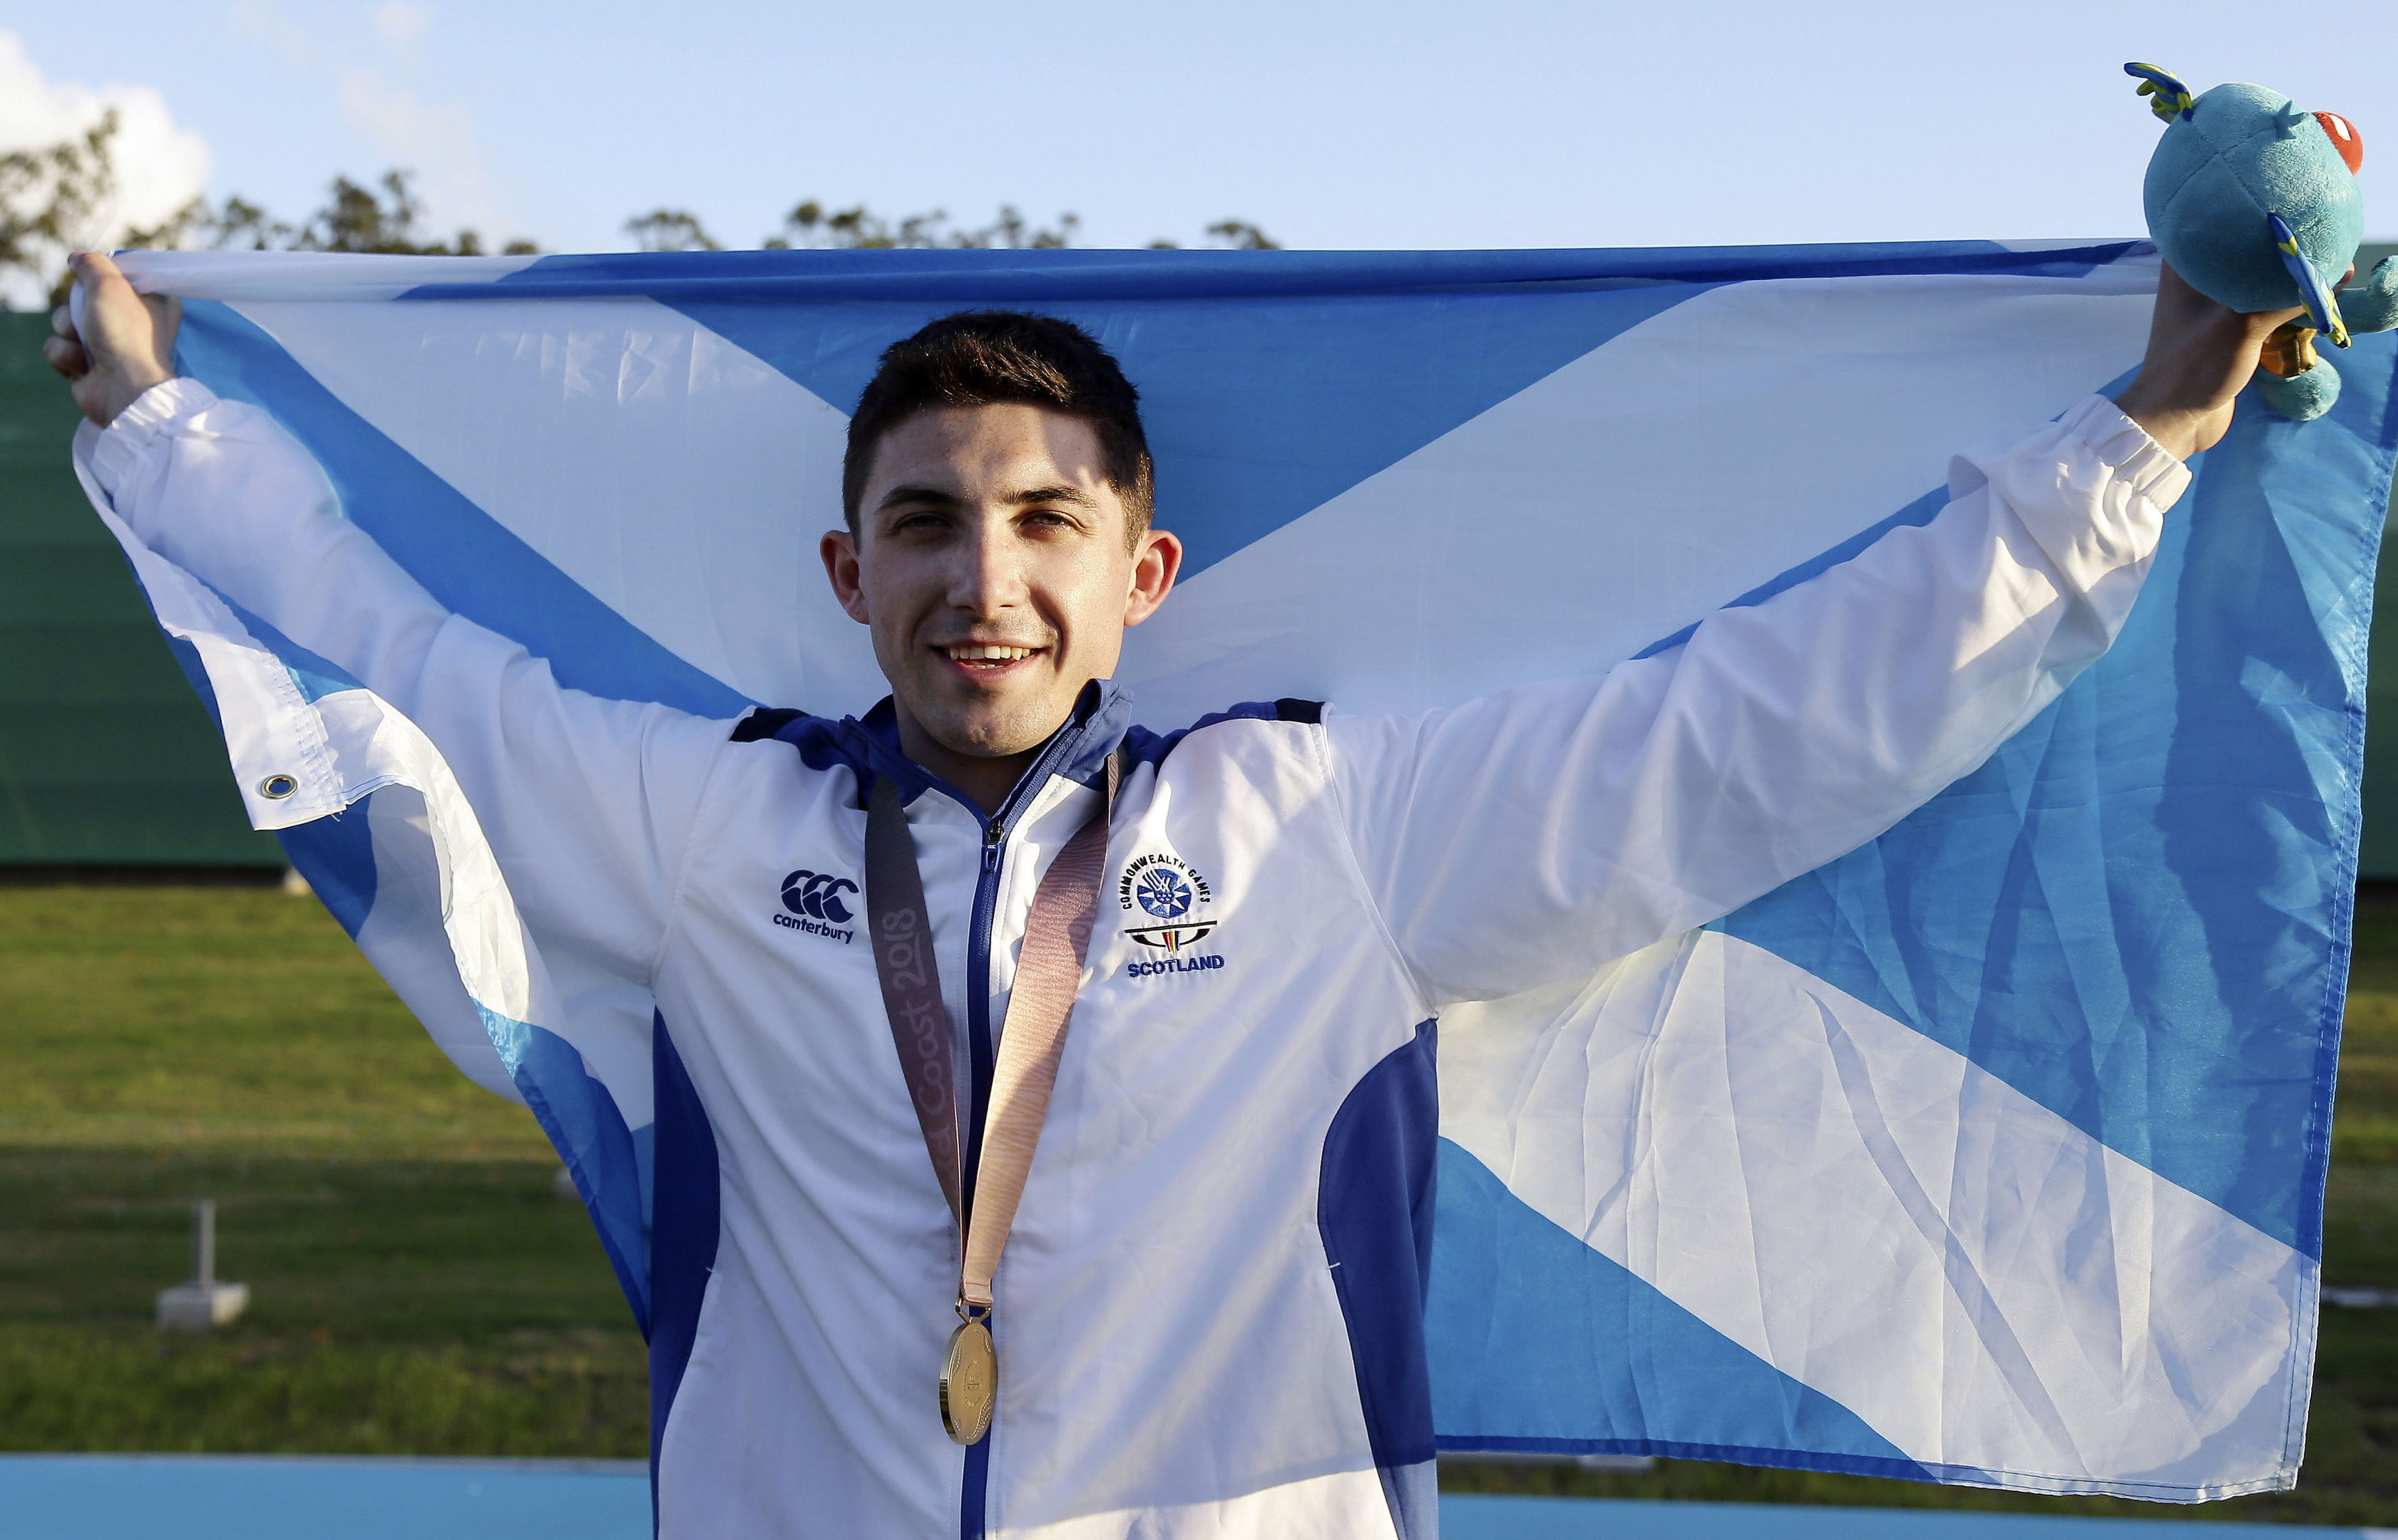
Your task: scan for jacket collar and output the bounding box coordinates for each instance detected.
[820,678,1133,818]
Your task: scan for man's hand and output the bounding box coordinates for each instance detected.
[2111,262,2307,461]
[43,252,180,428]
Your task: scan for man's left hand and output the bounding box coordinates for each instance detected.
[2113,262,2310,461]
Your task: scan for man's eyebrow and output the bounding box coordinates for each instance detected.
[872,483,1101,514]
[874,483,963,513]
[1010,483,1101,510]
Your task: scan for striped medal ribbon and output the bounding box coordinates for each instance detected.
[862,754,1119,1447]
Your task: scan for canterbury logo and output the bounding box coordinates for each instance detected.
[782,869,859,924]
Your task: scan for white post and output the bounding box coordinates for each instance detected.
[156,1197,247,1331]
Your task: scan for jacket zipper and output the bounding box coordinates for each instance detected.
[962,814,1005,1208]
[952,718,1100,1540]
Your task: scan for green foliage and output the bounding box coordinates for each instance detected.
[0,112,118,291]
[2,108,1271,297]
[1150,219,1281,251]
[0,118,540,307]
[206,171,533,258]
[625,208,721,253]
[760,201,1081,251]
[0,113,203,309]
[634,200,1277,254]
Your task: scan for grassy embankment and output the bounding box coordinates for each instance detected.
[0,882,2389,1520]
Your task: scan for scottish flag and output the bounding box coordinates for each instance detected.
[86,241,2394,1502]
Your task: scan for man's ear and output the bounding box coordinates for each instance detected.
[1123,528,1182,628]
[821,528,871,625]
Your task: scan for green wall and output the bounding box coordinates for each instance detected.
[0,311,280,866]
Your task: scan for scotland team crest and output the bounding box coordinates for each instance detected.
[1117,851,1217,952]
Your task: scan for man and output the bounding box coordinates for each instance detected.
[48,249,2289,1539]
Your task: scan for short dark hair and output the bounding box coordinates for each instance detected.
[841,311,1155,548]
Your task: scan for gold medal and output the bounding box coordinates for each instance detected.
[870,761,1118,1454]
[939,1316,997,1445]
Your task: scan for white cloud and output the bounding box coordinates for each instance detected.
[372,1,434,45]
[338,66,518,246]
[0,29,213,305]
[226,0,320,73]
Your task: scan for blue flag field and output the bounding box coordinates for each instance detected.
[81,240,2398,1502]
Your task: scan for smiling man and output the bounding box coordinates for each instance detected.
[48,252,2286,1539]
[822,314,1182,814]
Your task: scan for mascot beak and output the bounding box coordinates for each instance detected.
[2315,111,2364,174]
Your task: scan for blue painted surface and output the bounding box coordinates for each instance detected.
[0,1457,652,1540]
[1,1460,2369,1539]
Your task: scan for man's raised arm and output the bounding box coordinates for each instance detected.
[47,252,730,985]
[1323,267,2298,1008]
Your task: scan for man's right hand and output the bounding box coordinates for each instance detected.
[43,252,180,428]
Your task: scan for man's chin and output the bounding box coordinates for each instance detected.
[917,699,1072,763]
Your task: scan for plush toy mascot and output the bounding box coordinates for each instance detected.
[2128,61,2398,420]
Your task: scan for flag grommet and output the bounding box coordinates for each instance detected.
[257,774,299,800]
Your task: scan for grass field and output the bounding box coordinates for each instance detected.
[1,881,2391,1521]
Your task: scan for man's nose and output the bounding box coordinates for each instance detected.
[948,513,1028,612]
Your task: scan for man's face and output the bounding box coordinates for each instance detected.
[821,404,1181,769]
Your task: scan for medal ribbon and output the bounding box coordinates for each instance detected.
[864,756,1118,1316]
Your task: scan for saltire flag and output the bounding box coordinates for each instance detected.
[81,241,2395,1502]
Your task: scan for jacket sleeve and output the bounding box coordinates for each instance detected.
[1322,394,2191,1009]
[78,377,731,988]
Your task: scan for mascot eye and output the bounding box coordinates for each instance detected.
[2313,111,2364,174]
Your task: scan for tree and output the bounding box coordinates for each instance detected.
[765,202,1082,250]
[626,209,722,252]
[1148,220,1281,251]
[632,200,1280,254]
[1,111,200,308]
[1,120,540,307]
[1203,219,1279,250]
[212,171,537,257]
[6,121,1282,309]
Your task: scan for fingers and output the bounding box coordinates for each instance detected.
[42,334,88,380]
[71,250,126,286]
[51,301,76,340]
[49,249,175,426]
[150,292,183,355]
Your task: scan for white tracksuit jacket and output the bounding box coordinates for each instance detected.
[80,380,2188,1539]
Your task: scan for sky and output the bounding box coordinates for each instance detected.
[4,1,2395,262]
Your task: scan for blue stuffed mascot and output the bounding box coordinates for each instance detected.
[2128,61,2398,419]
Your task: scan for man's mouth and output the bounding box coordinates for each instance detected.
[940,643,1047,674]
